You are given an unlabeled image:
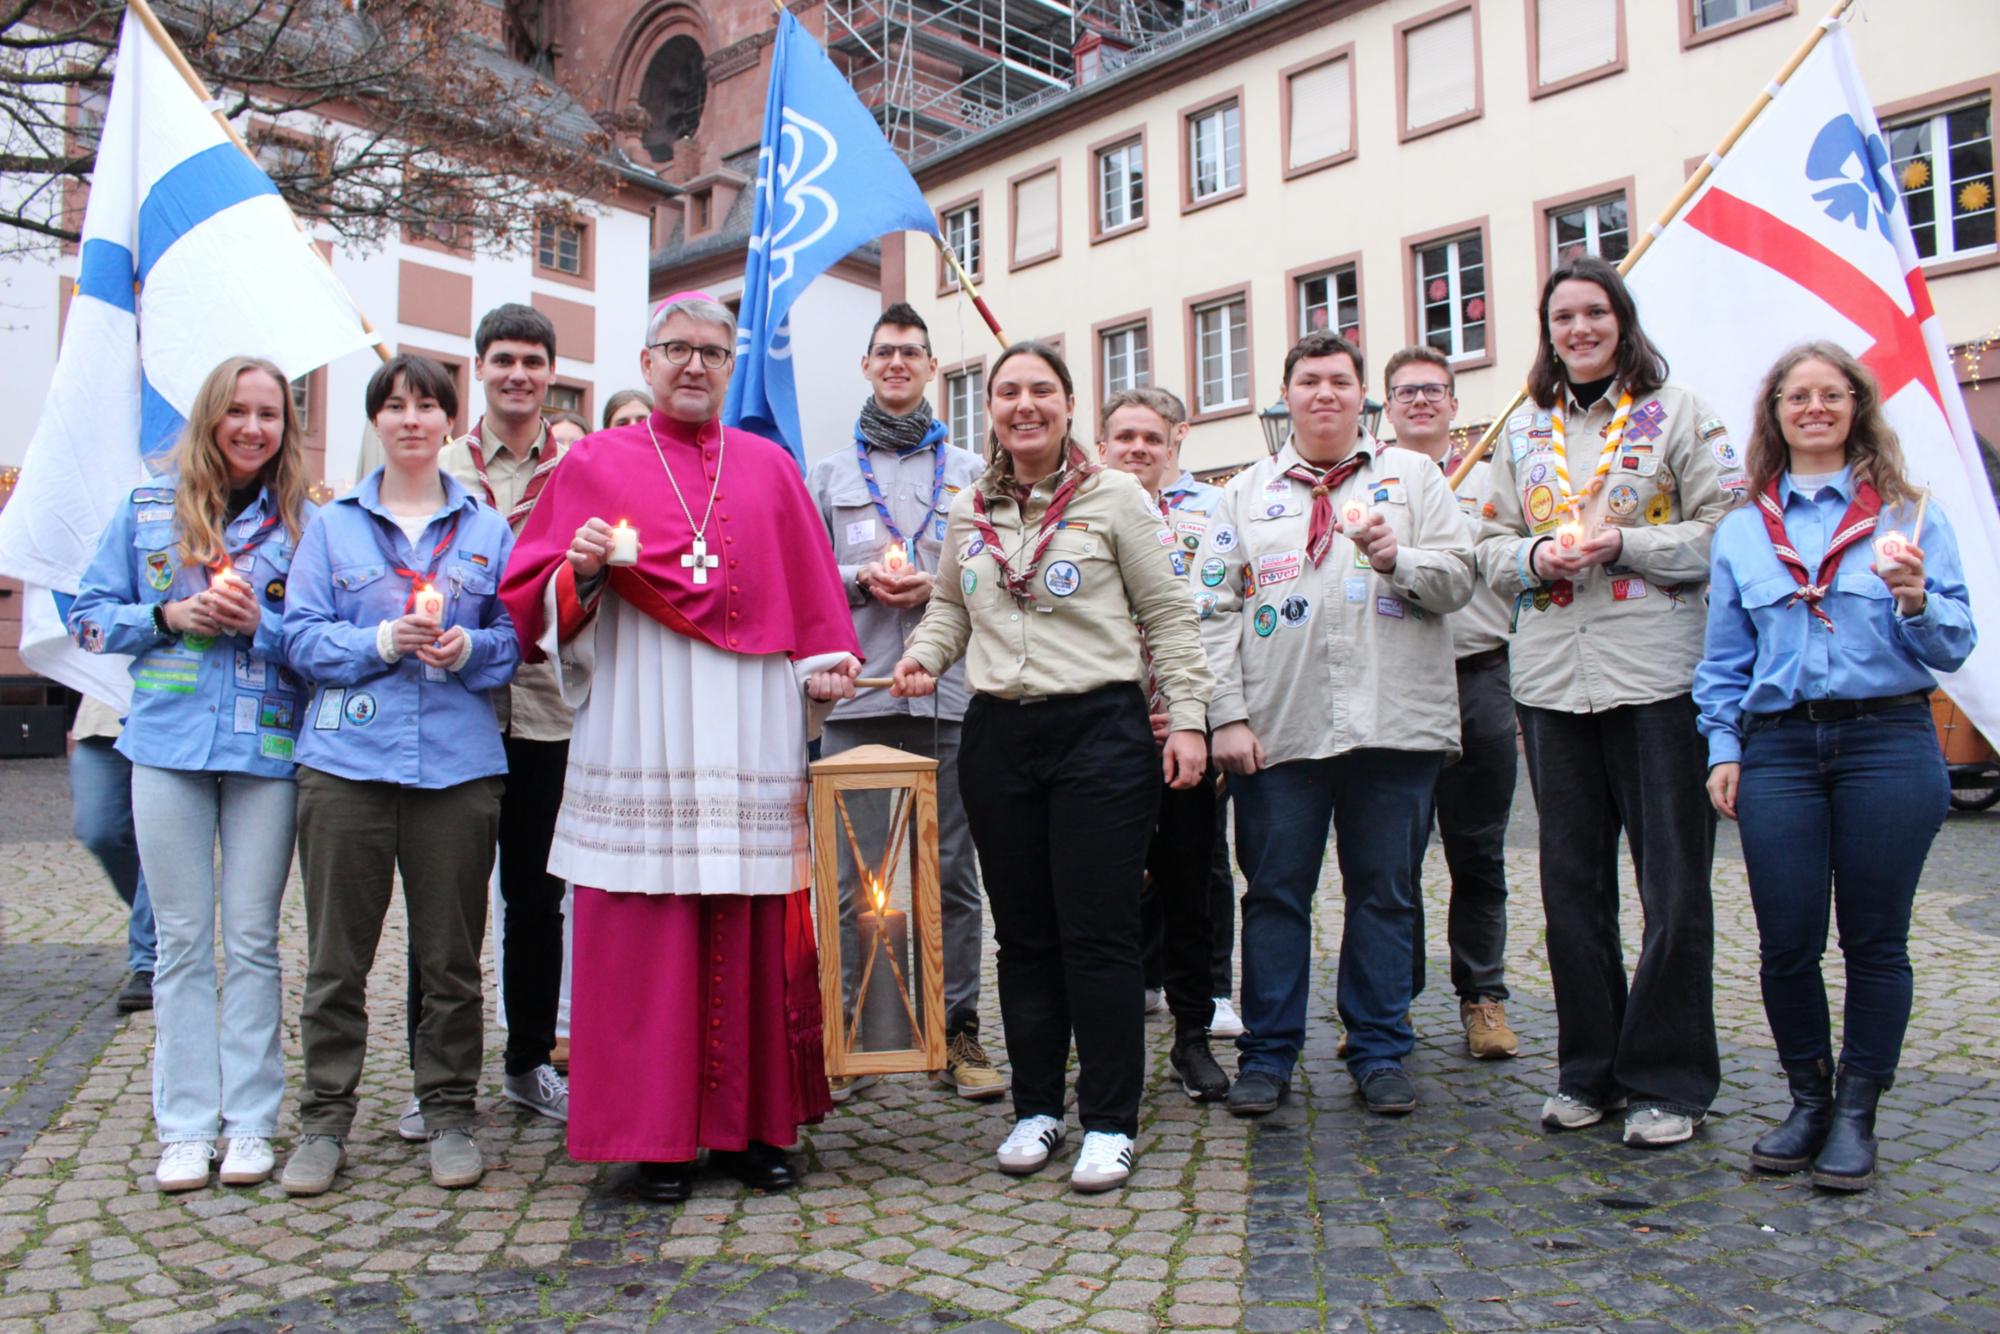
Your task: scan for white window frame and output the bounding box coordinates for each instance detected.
[1692,0,1785,31]
[1887,97,1996,266]
[1192,297,1249,413]
[537,217,584,275]
[944,366,986,450]
[1100,322,1151,395]
[1188,102,1242,202]
[1416,234,1486,363]
[941,203,982,287]
[1295,263,1360,341]
[1547,193,1630,268]
[1097,138,1145,233]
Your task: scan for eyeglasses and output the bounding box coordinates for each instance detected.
[1388,383,1451,404]
[1780,388,1851,409]
[869,343,931,362]
[651,341,733,369]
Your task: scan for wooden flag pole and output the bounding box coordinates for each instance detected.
[1446,0,1858,490]
[936,239,1010,349]
[123,0,390,361]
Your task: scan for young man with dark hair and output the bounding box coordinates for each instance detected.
[427,301,573,1128]
[805,301,1001,1101]
[1382,345,1519,1061]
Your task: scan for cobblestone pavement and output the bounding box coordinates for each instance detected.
[0,755,1994,1332]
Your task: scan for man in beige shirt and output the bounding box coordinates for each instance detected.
[432,303,572,1128]
[1381,346,1520,1062]
[1199,331,1474,1120]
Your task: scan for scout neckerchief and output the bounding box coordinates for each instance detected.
[466,419,557,530]
[1756,474,1881,629]
[853,415,949,552]
[971,446,1095,605]
[1549,388,1636,518]
[1282,447,1369,566]
[213,505,282,571]
[368,505,463,612]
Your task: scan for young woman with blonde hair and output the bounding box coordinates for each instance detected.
[1696,341,1974,1191]
[70,355,316,1191]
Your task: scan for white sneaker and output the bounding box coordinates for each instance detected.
[1208,996,1246,1039]
[1142,988,1166,1015]
[218,1136,275,1185]
[154,1141,215,1192]
[1623,1107,1703,1148]
[1070,1131,1134,1193]
[397,1095,427,1142]
[1540,1091,1627,1131]
[502,1064,570,1122]
[996,1115,1066,1175]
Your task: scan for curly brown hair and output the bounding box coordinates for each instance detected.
[1745,341,1920,507]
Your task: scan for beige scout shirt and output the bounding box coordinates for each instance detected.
[1443,456,1514,659]
[1198,439,1476,764]
[439,421,571,741]
[1475,380,1745,715]
[902,462,1213,733]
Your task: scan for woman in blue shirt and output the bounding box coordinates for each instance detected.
[1696,341,1974,1192]
[69,355,315,1193]
[278,354,519,1197]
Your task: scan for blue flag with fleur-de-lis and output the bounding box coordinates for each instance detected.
[722,10,938,469]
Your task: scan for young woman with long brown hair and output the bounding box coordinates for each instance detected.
[1695,341,1974,1190]
[70,355,315,1192]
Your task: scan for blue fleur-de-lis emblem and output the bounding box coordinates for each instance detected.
[1805,113,1897,242]
[741,108,841,366]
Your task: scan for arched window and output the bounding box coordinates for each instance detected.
[639,35,707,162]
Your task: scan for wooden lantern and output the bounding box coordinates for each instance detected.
[809,744,946,1076]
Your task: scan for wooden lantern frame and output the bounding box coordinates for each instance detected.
[809,744,947,1076]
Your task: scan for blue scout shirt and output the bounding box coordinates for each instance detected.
[1694,467,1976,766]
[69,477,313,778]
[281,469,519,789]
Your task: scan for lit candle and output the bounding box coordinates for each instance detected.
[210,567,247,593]
[608,519,639,567]
[1872,531,1909,567]
[854,880,914,1051]
[1339,499,1372,534]
[412,581,445,622]
[883,540,908,572]
[1555,520,1585,554]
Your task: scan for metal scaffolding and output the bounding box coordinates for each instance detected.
[822,0,1191,160]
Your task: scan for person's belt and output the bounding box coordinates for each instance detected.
[1456,646,1508,674]
[1765,691,1930,724]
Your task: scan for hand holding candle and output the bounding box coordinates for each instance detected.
[1340,498,1373,534]
[607,519,640,567]
[206,566,261,636]
[412,581,445,622]
[883,540,908,573]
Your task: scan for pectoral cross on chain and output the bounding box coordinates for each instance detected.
[681,536,720,584]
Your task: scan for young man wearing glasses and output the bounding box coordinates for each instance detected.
[1382,346,1520,1062]
[804,303,1002,1103]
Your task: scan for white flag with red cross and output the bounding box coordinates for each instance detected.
[1628,15,2000,743]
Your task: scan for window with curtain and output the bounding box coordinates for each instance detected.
[1188,101,1242,201]
[1193,297,1249,411]
[1296,264,1360,341]
[1416,233,1487,362]
[1097,138,1145,232]
[1548,193,1631,267]
[1887,98,1995,263]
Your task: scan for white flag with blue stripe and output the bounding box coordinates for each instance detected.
[723,10,938,467]
[0,8,378,704]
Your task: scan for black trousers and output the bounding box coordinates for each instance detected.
[1209,788,1236,995]
[408,735,570,1077]
[1411,656,1516,1002]
[960,684,1156,1138]
[1142,768,1220,1030]
[1517,695,1720,1115]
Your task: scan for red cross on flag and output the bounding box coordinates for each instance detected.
[1629,16,2000,741]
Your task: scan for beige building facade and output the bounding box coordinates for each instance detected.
[886,0,2000,475]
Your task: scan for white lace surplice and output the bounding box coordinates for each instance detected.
[540,580,845,895]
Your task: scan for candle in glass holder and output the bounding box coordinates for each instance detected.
[1872,531,1909,567]
[1555,519,1585,554]
[412,581,445,622]
[1339,499,1372,533]
[855,882,914,1051]
[210,566,248,594]
[883,540,908,573]
[608,520,640,567]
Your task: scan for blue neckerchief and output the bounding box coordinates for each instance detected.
[853,417,950,547]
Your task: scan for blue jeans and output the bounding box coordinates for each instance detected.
[1737,702,1949,1085]
[1233,750,1444,1081]
[70,737,157,973]
[131,765,296,1141]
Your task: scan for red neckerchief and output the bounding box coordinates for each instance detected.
[1756,474,1881,629]
[467,419,558,531]
[367,510,463,612]
[970,447,1096,605]
[1282,449,1368,566]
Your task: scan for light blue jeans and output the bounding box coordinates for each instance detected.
[69,737,157,972]
[131,765,295,1142]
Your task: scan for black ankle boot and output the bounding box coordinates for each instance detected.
[1170,1028,1230,1102]
[1811,1065,1884,1192]
[1749,1059,1833,1173]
